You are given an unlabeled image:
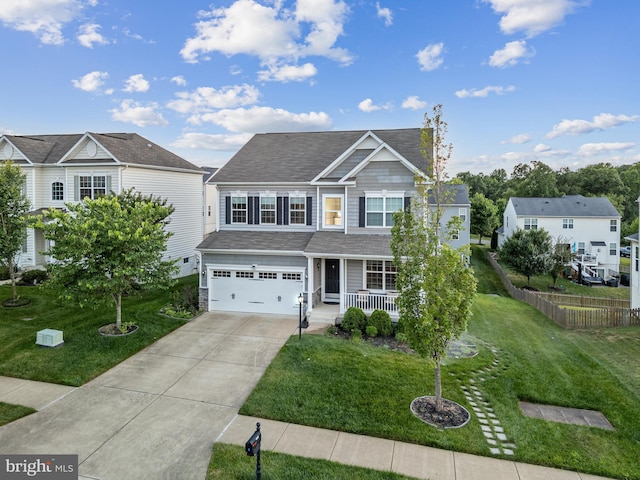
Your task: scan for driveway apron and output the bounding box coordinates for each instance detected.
[0,312,298,480]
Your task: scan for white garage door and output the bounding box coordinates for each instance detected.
[208,267,304,315]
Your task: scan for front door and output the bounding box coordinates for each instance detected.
[325,259,340,295]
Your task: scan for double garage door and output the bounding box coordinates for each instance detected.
[208,267,304,315]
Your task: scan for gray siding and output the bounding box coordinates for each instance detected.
[346,259,363,292]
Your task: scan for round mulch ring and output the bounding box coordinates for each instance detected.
[2,297,31,307]
[98,323,138,337]
[410,396,470,429]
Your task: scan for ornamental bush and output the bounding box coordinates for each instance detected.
[368,309,393,337]
[20,269,48,285]
[341,307,367,334]
[365,325,378,337]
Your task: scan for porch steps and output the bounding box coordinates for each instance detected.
[305,303,340,334]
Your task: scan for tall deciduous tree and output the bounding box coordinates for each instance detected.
[499,227,553,286]
[470,192,499,245]
[0,161,30,302]
[391,105,477,412]
[548,236,574,288]
[36,189,177,329]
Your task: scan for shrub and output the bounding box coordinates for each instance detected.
[20,269,48,285]
[365,325,378,337]
[395,332,408,344]
[325,325,338,336]
[171,284,199,314]
[341,307,367,334]
[350,328,363,343]
[368,309,393,337]
[0,264,9,281]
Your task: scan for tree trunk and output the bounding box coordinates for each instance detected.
[8,256,17,301]
[434,359,443,412]
[115,293,122,329]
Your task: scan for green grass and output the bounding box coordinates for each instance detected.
[0,276,196,386]
[207,443,418,480]
[237,247,640,480]
[0,402,36,426]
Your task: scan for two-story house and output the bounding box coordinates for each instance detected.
[626,196,640,308]
[0,132,204,277]
[196,129,470,319]
[499,195,621,280]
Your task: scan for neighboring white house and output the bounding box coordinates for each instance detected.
[0,132,205,277]
[626,196,640,308]
[499,195,621,280]
[196,128,471,318]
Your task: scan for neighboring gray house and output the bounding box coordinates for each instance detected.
[0,132,205,277]
[499,195,621,280]
[196,129,470,318]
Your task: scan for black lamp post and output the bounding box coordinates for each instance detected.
[298,292,303,340]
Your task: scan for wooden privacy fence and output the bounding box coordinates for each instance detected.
[484,250,640,329]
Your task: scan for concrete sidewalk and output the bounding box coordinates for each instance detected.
[218,415,615,480]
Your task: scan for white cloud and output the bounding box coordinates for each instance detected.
[196,106,332,133]
[489,40,534,68]
[123,74,150,93]
[0,0,87,45]
[110,100,168,127]
[72,70,110,93]
[180,0,352,70]
[257,62,318,82]
[455,85,516,98]
[171,132,253,151]
[416,42,444,71]
[171,76,187,86]
[534,143,551,152]
[376,2,392,26]
[77,23,108,48]
[358,98,392,113]
[547,113,640,138]
[167,84,261,119]
[482,0,587,37]
[401,96,428,110]
[577,142,635,157]
[501,133,532,144]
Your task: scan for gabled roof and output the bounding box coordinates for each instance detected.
[509,195,620,218]
[429,184,470,206]
[211,128,425,183]
[1,132,202,173]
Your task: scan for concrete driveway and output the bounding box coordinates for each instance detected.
[0,312,298,480]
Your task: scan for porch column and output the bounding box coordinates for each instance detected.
[306,256,314,313]
[339,258,345,314]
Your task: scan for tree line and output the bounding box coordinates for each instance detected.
[456,160,640,244]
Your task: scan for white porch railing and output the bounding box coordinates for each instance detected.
[343,292,399,317]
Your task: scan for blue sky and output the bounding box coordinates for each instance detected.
[0,0,638,174]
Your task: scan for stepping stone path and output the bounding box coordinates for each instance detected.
[453,345,517,456]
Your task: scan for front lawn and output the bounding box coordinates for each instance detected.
[0,276,196,386]
[238,249,640,480]
[0,402,36,427]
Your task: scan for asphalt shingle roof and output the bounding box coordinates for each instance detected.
[197,231,314,252]
[211,129,425,183]
[304,232,392,257]
[4,133,201,172]
[510,195,620,217]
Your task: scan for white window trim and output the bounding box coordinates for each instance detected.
[231,194,248,225]
[362,259,397,293]
[458,207,467,222]
[523,218,538,230]
[260,194,276,225]
[78,173,108,200]
[51,180,65,201]
[563,218,574,229]
[289,195,306,225]
[322,194,344,229]
[365,191,404,228]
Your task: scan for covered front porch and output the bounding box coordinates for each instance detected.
[303,232,400,321]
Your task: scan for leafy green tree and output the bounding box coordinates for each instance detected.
[548,236,574,288]
[0,161,30,302]
[510,161,560,198]
[499,228,553,286]
[36,189,177,329]
[470,193,499,245]
[391,105,477,412]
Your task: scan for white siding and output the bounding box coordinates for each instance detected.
[122,167,203,277]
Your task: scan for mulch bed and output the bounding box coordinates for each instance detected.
[411,396,470,429]
[98,323,138,336]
